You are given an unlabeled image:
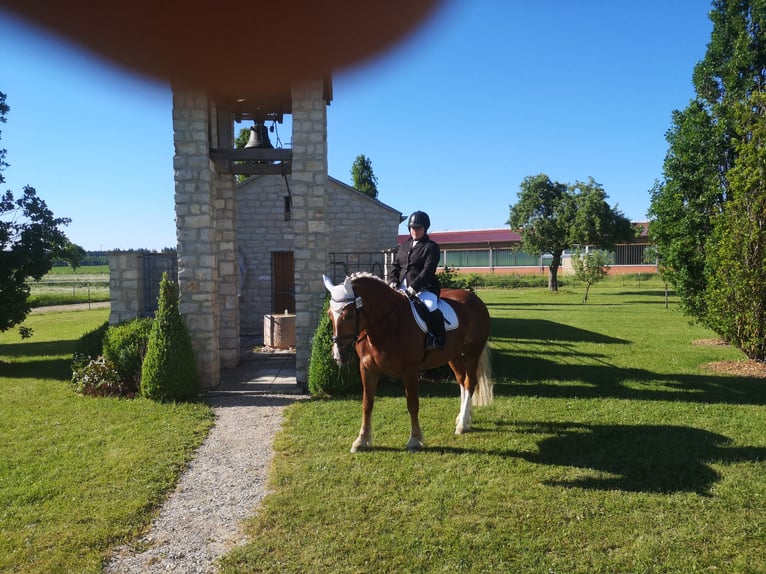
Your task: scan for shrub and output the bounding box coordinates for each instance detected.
[308,297,361,397]
[141,273,200,402]
[102,318,153,388]
[438,266,481,291]
[71,356,137,398]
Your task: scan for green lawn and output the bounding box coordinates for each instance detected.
[2,282,765,573]
[220,283,766,573]
[0,310,213,574]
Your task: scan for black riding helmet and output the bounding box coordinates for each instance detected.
[408,210,431,231]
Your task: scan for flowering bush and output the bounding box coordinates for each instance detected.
[71,354,137,398]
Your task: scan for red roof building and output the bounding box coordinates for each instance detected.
[396,225,656,276]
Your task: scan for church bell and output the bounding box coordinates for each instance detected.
[244,121,274,149]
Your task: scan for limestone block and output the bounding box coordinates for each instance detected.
[264,313,296,349]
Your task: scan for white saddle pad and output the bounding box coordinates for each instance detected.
[408,298,459,333]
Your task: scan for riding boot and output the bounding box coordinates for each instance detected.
[426,309,446,350]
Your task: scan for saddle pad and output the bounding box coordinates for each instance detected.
[408,298,459,333]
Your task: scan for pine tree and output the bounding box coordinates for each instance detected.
[141,273,200,401]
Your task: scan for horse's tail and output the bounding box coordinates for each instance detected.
[472,343,494,407]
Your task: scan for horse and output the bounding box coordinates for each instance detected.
[322,273,493,452]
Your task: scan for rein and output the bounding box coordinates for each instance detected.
[331,295,365,345]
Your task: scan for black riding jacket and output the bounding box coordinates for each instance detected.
[388,235,441,294]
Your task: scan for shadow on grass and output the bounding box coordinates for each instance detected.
[494,318,629,344]
[505,421,766,494]
[0,338,78,381]
[489,350,766,405]
[420,423,765,495]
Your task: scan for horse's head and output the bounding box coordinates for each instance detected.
[322,275,362,365]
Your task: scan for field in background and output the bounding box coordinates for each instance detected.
[29,266,110,307]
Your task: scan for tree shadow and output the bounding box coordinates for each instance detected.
[503,421,766,494]
[0,358,73,381]
[493,351,766,405]
[488,317,766,405]
[493,318,629,345]
[0,338,79,381]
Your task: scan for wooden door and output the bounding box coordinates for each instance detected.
[271,251,295,313]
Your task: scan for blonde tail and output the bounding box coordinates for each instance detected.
[471,344,494,407]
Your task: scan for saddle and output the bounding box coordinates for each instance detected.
[406,295,459,334]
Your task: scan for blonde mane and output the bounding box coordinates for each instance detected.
[349,272,388,284]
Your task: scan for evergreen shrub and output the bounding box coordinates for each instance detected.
[140,273,200,402]
[308,297,361,397]
[102,318,153,388]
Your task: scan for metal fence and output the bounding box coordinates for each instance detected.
[142,254,178,316]
[328,252,388,283]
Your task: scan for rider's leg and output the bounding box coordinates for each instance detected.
[418,291,445,350]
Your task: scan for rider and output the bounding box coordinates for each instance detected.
[388,210,446,350]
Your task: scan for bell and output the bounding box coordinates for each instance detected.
[244,121,274,149]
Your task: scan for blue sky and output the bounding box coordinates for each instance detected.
[0,1,713,251]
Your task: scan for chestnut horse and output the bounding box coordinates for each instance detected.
[323,273,493,452]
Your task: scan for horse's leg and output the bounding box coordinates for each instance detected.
[448,356,473,434]
[351,369,378,453]
[403,371,424,451]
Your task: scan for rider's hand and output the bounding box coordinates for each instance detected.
[406,286,416,296]
[389,281,398,290]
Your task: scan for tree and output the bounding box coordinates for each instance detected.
[647,102,725,319]
[508,174,633,291]
[648,0,766,359]
[572,249,610,303]
[140,273,200,402]
[705,92,766,359]
[1,91,78,332]
[351,154,378,199]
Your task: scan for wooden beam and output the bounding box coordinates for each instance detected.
[213,160,292,176]
[209,148,292,162]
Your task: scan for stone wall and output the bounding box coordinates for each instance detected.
[173,91,225,388]
[290,82,331,384]
[108,252,142,325]
[236,173,293,336]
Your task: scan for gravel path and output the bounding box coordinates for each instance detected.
[104,393,307,573]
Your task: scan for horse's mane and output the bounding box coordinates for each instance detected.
[349,271,387,283]
[349,272,403,295]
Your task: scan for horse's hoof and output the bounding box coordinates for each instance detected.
[455,425,469,435]
[351,440,371,453]
[406,438,424,452]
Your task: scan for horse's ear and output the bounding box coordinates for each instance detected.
[322,275,335,293]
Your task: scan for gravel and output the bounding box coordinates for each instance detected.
[104,393,308,573]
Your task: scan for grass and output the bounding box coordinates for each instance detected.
[219,281,766,573]
[0,309,214,574]
[46,265,109,275]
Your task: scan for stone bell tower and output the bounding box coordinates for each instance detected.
[172,78,332,388]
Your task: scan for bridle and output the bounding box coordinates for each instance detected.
[329,283,402,347]
[330,292,365,347]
